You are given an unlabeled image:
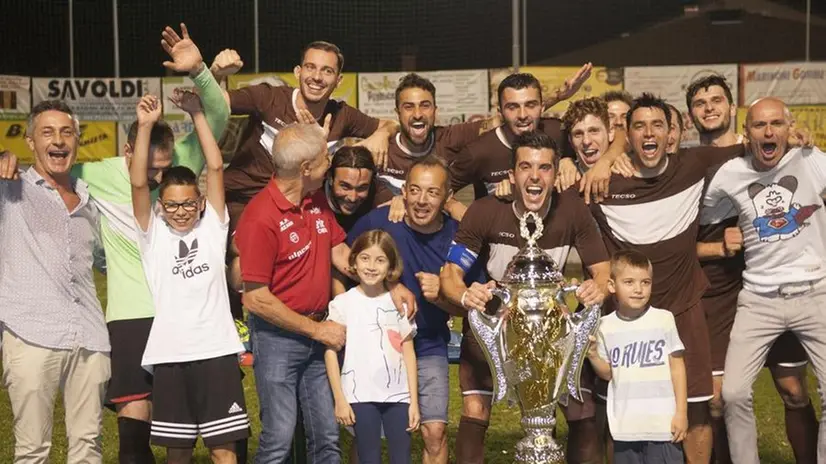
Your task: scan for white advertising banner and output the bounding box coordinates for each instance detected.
[358,70,489,120]
[33,77,162,121]
[740,62,826,106]
[624,64,739,147]
[0,75,31,119]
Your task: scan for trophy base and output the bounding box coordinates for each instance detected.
[514,432,565,464]
[515,412,565,464]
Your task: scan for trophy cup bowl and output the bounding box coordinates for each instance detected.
[468,211,601,464]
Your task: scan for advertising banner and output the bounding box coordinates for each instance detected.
[32,77,162,121]
[357,70,489,120]
[0,120,117,164]
[740,62,826,106]
[488,66,623,116]
[0,75,31,119]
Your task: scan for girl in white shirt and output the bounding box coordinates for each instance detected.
[325,230,420,464]
[129,92,248,464]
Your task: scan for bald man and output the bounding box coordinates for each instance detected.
[703,97,826,463]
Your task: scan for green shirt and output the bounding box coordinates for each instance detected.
[71,67,229,322]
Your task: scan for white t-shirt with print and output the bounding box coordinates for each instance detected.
[597,307,684,442]
[704,147,826,293]
[137,203,244,370]
[328,287,417,404]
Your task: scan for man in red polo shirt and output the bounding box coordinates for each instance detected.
[235,123,414,463]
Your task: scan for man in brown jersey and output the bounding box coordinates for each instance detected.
[687,75,815,464]
[222,41,400,232]
[587,93,749,464]
[440,131,612,464]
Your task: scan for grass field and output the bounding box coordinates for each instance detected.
[0,270,820,462]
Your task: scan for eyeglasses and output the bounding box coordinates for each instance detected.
[161,199,200,213]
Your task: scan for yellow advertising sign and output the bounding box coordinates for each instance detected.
[737,105,826,149]
[489,66,624,117]
[228,72,358,107]
[0,120,118,164]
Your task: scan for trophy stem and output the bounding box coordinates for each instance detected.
[514,407,565,464]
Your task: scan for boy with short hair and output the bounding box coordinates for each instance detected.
[587,250,688,464]
[129,91,248,464]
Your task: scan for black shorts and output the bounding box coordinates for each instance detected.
[150,354,250,448]
[106,318,154,407]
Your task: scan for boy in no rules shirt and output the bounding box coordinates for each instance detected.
[587,250,688,464]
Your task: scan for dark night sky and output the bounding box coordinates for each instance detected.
[0,0,822,77]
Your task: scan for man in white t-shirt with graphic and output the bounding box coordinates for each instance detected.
[704,97,826,463]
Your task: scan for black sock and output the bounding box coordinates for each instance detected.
[567,418,601,464]
[117,417,155,464]
[785,401,818,464]
[456,416,489,464]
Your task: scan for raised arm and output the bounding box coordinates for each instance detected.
[169,89,226,221]
[543,63,594,111]
[129,95,163,232]
[161,23,230,173]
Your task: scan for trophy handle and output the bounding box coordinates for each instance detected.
[555,284,580,314]
[487,286,511,316]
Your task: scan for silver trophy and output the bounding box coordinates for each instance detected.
[468,211,602,463]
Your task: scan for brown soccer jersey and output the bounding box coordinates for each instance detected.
[589,145,744,315]
[453,189,610,280]
[451,118,564,200]
[224,84,380,229]
[375,121,483,197]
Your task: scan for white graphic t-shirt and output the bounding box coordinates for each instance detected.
[597,307,684,442]
[328,288,417,404]
[137,203,244,370]
[704,147,826,293]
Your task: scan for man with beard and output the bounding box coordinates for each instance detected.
[325,144,386,232]
[704,97,826,464]
[602,90,633,133]
[347,156,483,464]
[378,73,481,190]
[222,41,399,233]
[687,75,815,463]
[588,93,748,464]
[450,73,566,201]
[440,132,612,464]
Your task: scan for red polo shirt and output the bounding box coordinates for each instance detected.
[235,178,345,314]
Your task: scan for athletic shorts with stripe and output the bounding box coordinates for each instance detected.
[459,318,599,421]
[150,354,250,448]
[106,318,154,407]
[704,288,808,375]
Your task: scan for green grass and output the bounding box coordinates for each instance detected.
[0,276,819,462]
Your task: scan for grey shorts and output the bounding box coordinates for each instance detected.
[418,355,449,424]
[614,441,684,464]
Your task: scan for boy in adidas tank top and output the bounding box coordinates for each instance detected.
[129,92,248,463]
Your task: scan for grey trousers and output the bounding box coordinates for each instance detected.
[721,279,826,464]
